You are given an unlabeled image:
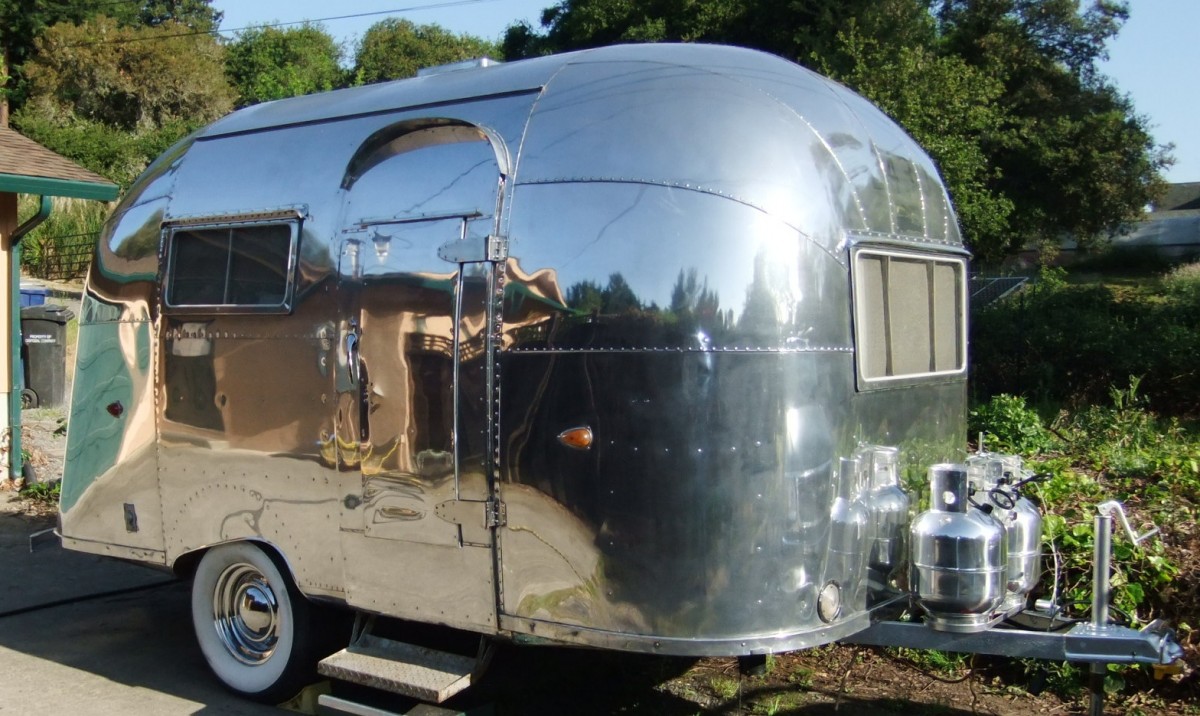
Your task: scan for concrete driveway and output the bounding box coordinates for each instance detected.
[0,503,282,716]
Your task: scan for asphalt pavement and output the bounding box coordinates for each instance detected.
[0,502,283,716]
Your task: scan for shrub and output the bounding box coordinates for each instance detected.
[972,263,1200,419]
[1162,261,1200,315]
[968,394,1054,454]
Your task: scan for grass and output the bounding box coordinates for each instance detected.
[890,647,970,677]
[786,665,814,688]
[708,675,740,700]
[749,692,809,714]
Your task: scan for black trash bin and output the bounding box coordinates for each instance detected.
[20,304,74,408]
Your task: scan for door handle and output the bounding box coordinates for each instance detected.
[345,330,361,384]
[345,323,370,442]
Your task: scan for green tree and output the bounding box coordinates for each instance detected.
[20,16,233,131]
[12,16,233,187]
[0,0,221,120]
[503,0,1171,262]
[136,0,222,31]
[227,24,346,106]
[353,18,500,84]
[829,18,1016,263]
[503,0,918,63]
[935,0,1170,254]
[1,0,95,121]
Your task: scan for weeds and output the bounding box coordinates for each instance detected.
[889,647,970,677]
[970,383,1194,625]
[786,665,814,688]
[18,479,60,504]
[969,393,1053,454]
[708,675,740,700]
[968,371,1199,705]
[17,195,110,280]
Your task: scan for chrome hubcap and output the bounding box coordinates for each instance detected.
[212,563,280,665]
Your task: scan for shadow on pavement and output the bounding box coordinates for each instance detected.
[0,507,278,715]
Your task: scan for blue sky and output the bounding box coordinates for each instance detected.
[211,0,1198,184]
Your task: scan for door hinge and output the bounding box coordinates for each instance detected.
[486,234,508,262]
[434,498,505,545]
[437,234,508,263]
[486,498,507,528]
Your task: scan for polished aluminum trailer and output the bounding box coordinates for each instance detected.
[60,44,1180,709]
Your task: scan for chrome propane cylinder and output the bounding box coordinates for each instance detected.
[858,445,910,594]
[823,456,872,618]
[968,454,1043,615]
[911,464,1007,632]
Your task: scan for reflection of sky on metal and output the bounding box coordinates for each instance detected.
[512,183,800,323]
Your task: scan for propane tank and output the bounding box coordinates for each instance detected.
[858,446,910,594]
[824,456,871,617]
[968,454,1043,615]
[911,464,1007,632]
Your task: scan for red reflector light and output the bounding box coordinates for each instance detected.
[557,427,593,450]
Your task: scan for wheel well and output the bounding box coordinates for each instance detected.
[171,539,293,582]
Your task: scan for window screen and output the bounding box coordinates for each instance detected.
[167,223,295,309]
[853,249,965,383]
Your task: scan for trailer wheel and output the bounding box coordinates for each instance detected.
[191,542,315,703]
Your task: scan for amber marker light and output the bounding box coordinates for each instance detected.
[557,426,594,450]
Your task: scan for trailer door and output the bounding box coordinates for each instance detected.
[334,120,506,630]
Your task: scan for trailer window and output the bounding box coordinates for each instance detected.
[852,248,965,384]
[166,222,296,310]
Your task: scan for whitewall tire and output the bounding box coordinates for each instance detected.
[190,542,315,703]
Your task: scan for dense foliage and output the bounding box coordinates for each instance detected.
[19,16,233,131]
[11,15,233,196]
[4,8,494,193]
[504,0,1172,264]
[353,18,500,85]
[226,25,346,107]
[972,264,1200,419]
[969,387,1198,670]
[0,0,221,116]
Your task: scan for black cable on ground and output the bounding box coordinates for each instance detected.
[0,579,177,620]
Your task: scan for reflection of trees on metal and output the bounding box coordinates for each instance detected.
[670,268,721,320]
[546,250,788,350]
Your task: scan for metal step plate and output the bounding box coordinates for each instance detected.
[317,634,477,703]
[316,693,468,716]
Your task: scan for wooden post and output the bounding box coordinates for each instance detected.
[0,192,15,482]
[0,46,9,128]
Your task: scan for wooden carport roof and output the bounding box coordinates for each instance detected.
[0,127,118,201]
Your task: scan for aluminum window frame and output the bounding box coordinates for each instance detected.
[162,214,301,315]
[850,245,968,389]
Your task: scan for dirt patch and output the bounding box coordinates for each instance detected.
[663,648,1192,716]
[3,405,67,518]
[451,642,1196,715]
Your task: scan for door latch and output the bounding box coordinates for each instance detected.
[437,234,508,263]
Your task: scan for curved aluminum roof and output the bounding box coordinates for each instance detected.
[192,43,961,248]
